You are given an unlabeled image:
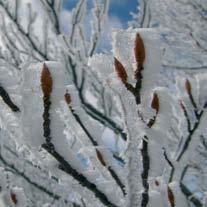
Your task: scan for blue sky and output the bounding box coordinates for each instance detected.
[61,0,139,52]
[63,0,138,28]
[108,0,138,27]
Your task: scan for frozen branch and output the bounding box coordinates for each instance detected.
[0,85,20,112]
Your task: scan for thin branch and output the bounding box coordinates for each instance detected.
[67,56,127,140]
[163,63,207,70]
[0,150,59,201]
[177,111,203,161]
[82,101,127,141]
[0,1,48,60]
[180,166,203,207]
[41,72,118,207]
[139,0,149,28]
[67,104,125,195]
[39,0,61,34]
[70,0,85,44]
[179,101,191,132]
[141,136,149,207]
[42,144,118,207]
[89,0,109,57]
[0,85,20,112]
[67,56,127,141]
[163,148,174,183]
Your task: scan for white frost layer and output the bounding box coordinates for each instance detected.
[88,54,114,83]
[21,62,44,147]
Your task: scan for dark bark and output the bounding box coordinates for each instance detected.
[0,86,20,112]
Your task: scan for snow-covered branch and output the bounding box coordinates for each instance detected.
[130,0,207,71]
[0,0,207,206]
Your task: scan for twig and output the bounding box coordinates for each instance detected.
[65,94,126,196]
[180,166,203,207]
[163,148,174,183]
[141,135,149,207]
[0,85,20,112]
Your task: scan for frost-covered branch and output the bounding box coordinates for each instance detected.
[180,166,202,207]
[0,1,47,60]
[130,0,207,71]
[64,91,126,196]
[0,0,126,142]
[0,85,20,112]
[39,0,61,34]
[91,27,207,207]
[1,0,207,206]
[89,0,109,57]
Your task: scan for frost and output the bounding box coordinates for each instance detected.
[0,0,207,206]
[130,0,207,70]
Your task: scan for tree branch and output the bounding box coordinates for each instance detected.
[0,85,20,112]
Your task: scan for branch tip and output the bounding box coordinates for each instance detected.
[168,186,175,207]
[96,149,106,167]
[185,79,192,95]
[114,57,128,83]
[151,92,159,114]
[64,91,71,105]
[134,33,145,66]
[10,192,18,205]
[41,63,53,98]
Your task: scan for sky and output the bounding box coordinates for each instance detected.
[63,0,138,28]
[108,0,138,27]
[62,0,138,52]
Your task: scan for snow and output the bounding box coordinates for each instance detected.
[88,54,114,83]
[1,0,207,205]
[21,62,44,147]
[108,28,163,206]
